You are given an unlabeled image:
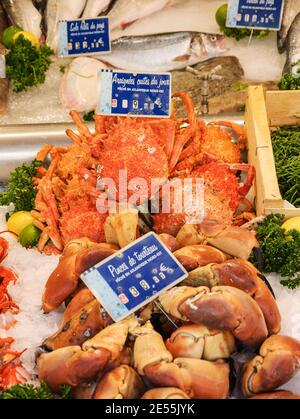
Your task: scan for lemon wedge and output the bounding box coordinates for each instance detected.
[13,31,39,48]
[282,217,300,233]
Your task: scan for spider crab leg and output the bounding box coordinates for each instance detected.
[33,157,63,252]
[168,92,198,172]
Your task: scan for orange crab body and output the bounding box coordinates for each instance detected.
[192,162,241,212]
[60,204,107,245]
[98,119,169,202]
[153,183,233,236]
[175,120,246,174]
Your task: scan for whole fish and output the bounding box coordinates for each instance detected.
[46,0,87,52]
[283,12,300,76]
[0,3,9,114]
[1,0,42,39]
[82,0,113,18]
[108,0,172,31]
[99,32,226,72]
[278,0,300,53]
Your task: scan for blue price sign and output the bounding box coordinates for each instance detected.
[97,69,171,118]
[227,0,284,30]
[81,232,187,322]
[58,17,110,57]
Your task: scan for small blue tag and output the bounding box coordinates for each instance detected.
[97,69,171,118]
[81,232,187,322]
[226,0,284,30]
[58,17,110,57]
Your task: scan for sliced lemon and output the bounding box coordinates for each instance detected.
[7,211,35,235]
[13,31,39,48]
[282,217,300,233]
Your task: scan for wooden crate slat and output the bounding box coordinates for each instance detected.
[266,90,300,127]
[245,86,284,216]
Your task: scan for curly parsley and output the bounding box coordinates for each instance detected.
[0,160,42,212]
[6,36,53,92]
[278,73,300,90]
[0,382,73,399]
[251,214,300,289]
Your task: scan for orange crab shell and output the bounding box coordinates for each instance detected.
[200,124,243,164]
[99,119,169,202]
[152,182,233,236]
[59,205,107,245]
[192,162,241,211]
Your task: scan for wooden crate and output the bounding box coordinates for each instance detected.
[245,85,300,218]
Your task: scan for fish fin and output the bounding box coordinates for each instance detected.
[173,54,191,63]
[120,20,138,30]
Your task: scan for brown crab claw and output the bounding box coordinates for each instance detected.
[250,391,300,399]
[37,346,111,393]
[144,358,230,399]
[93,365,145,399]
[159,285,268,348]
[176,221,258,260]
[242,335,300,397]
[142,387,190,399]
[158,234,180,253]
[173,245,227,271]
[42,246,115,313]
[43,299,113,351]
[181,286,268,348]
[166,324,235,361]
[185,259,281,335]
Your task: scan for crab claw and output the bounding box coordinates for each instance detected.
[62,237,117,258]
[43,299,113,351]
[42,245,115,313]
[185,259,281,335]
[158,234,180,253]
[242,335,300,397]
[145,358,230,399]
[133,321,229,399]
[166,324,235,361]
[173,245,227,271]
[142,387,190,399]
[93,365,145,399]
[159,286,268,348]
[176,221,258,260]
[133,321,173,376]
[37,346,111,393]
[63,288,96,323]
[250,391,300,399]
[83,317,139,363]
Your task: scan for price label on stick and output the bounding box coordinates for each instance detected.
[81,232,188,322]
[226,0,284,31]
[98,69,172,118]
[58,17,111,57]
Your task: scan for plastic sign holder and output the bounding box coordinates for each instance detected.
[81,232,187,322]
[97,69,172,118]
[226,0,284,31]
[58,17,111,57]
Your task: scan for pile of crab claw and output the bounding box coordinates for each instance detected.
[37,233,300,400]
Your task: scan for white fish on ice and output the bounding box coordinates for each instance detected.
[59,57,107,112]
[99,32,226,72]
[82,0,113,18]
[278,0,300,53]
[46,0,87,52]
[107,0,173,31]
[2,0,42,39]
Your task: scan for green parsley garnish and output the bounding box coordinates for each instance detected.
[6,36,53,92]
